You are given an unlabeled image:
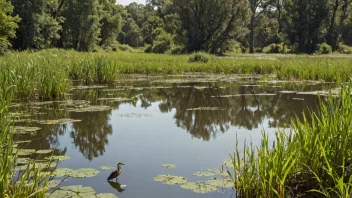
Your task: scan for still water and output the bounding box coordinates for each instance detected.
[11,75,329,198]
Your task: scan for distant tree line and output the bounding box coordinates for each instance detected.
[1,0,352,54]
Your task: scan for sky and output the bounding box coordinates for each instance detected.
[116,0,145,5]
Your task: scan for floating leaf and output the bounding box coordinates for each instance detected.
[161,164,176,169]
[16,158,30,165]
[192,183,217,194]
[45,155,71,161]
[69,168,100,178]
[153,175,187,185]
[38,119,81,125]
[36,149,53,154]
[49,185,95,198]
[180,182,199,190]
[187,107,225,111]
[13,126,41,135]
[48,180,62,188]
[100,166,114,170]
[14,140,32,144]
[34,162,57,169]
[96,193,118,198]
[15,165,28,171]
[118,113,152,118]
[222,159,234,169]
[207,168,228,176]
[206,178,233,188]
[97,97,137,102]
[53,168,75,177]
[193,171,216,177]
[68,105,112,113]
[17,149,35,156]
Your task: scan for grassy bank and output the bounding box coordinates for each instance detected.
[229,83,352,197]
[1,49,352,100]
[0,77,49,197]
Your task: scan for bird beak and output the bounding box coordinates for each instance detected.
[121,163,125,165]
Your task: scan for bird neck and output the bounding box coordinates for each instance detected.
[117,165,122,170]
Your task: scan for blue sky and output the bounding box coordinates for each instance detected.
[116,0,145,5]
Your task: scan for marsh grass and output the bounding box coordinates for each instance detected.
[0,77,50,197]
[228,83,352,197]
[1,49,352,100]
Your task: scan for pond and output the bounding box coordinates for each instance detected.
[11,75,333,198]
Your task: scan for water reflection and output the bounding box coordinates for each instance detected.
[14,82,324,160]
[108,181,126,193]
[69,111,113,161]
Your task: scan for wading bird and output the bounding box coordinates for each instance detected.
[107,162,125,181]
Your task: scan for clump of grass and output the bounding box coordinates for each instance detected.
[228,82,352,197]
[188,52,211,63]
[0,77,49,197]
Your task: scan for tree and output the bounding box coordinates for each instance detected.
[11,0,62,49]
[326,0,352,51]
[98,0,123,48]
[283,0,329,53]
[172,0,250,54]
[248,0,273,53]
[0,0,20,52]
[61,0,101,51]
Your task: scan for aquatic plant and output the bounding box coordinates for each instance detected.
[228,82,352,197]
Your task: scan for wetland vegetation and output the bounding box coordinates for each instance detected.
[1,0,352,197]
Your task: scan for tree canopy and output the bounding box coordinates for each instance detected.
[0,0,351,54]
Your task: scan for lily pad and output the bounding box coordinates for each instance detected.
[192,183,217,194]
[69,168,100,178]
[53,168,75,177]
[49,185,95,198]
[96,193,118,198]
[97,97,137,102]
[16,149,35,156]
[34,162,57,169]
[13,126,41,135]
[222,159,235,169]
[68,105,112,113]
[100,166,114,170]
[14,140,32,144]
[118,113,153,118]
[38,119,81,125]
[45,155,71,161]
[180,182,199,190]
[16,158,30,164]
[36,149,53,154]
[206,178,234,188]
[187,107,225,111]
[48,180,62,188]
[193,171,216,177]
[15,164,28,171]
[161,164,176,169]
[153,175,187,185]
[207,168,228,176]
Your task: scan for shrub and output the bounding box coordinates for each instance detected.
[316,43,332,54]
[188,52,210,63]
[144,44,153,53]
[254,47,262,53]
[263,43,291,54]
[171,46,185,55]
[116,44,134,52]
[337,44,352,54]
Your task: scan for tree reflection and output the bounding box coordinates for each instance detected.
[69,110,113,161]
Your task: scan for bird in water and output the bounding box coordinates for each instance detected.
[108,181,126,192]
[107,162,125,182]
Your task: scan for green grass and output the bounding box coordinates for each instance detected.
[228,83,352,197]
[0,75,49,198]
[1,49,352,100]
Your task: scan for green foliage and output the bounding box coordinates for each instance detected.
[263,43,291,54]
[151,28,173,53]
[173,0,250,54]
[11,0,62,50]
[228,83,352,197]
[0,0,20,54]
[316,43,332,54]
[171,46,185,54]
[61,0,101,51]
[188,52,210,63]
[338,44,352,54]
[144,44,153,53]
[116,44,134,52]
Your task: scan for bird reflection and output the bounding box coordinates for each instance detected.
[108,181,126,192]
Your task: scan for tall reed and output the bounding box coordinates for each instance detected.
[229,82,352,197]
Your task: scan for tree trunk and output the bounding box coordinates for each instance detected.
[249,14,255,53]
